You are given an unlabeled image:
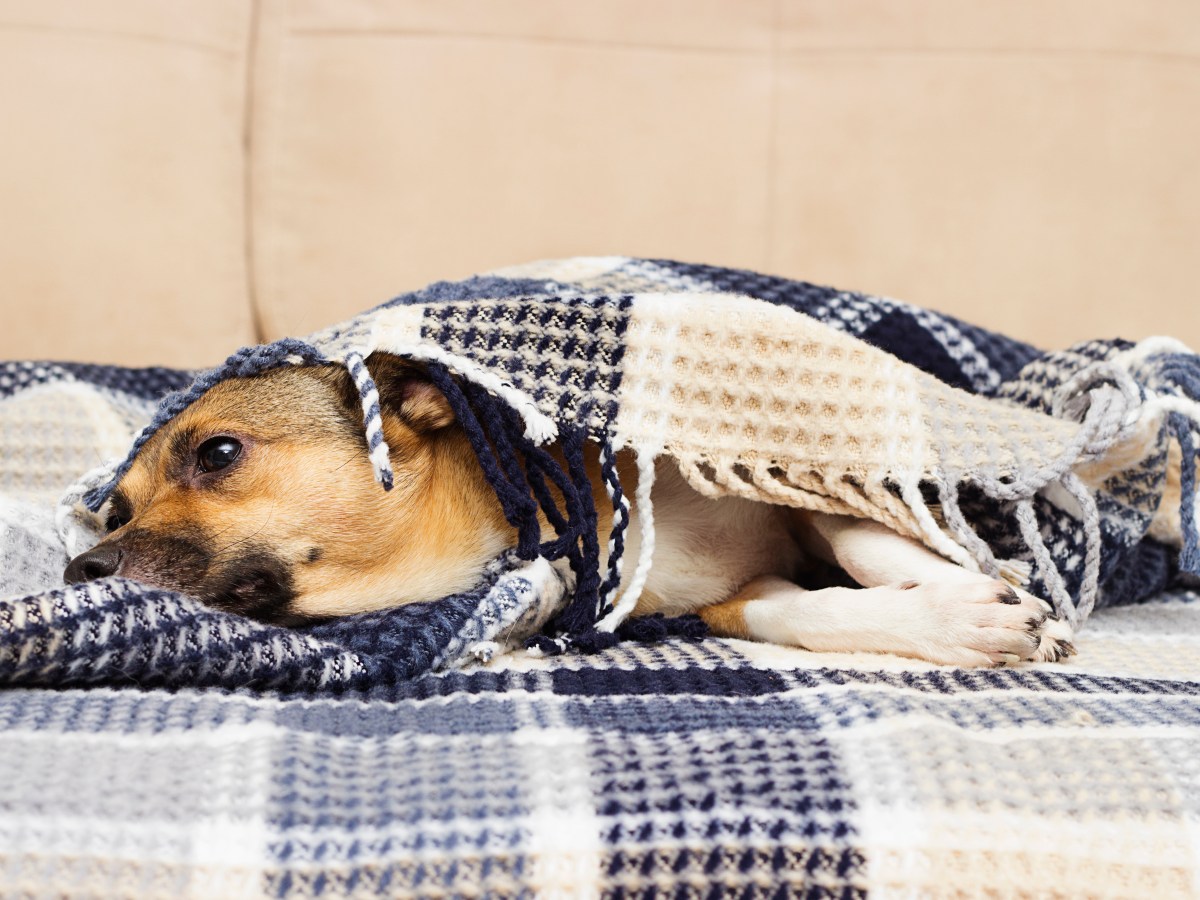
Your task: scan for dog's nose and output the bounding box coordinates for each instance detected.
[63,546,124,584]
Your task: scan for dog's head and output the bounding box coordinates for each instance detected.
[63,353,512,624]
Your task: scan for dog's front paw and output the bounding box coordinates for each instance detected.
[1030,610,1076,663]
[1000,585,1076,663]
[907,578,1071,668]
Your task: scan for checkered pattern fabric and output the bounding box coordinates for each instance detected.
[3,258,1200,895]
[2,593,1198,898]
[5,257,1200,683]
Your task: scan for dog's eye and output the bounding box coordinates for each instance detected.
[197,436,242,473]
[104,514,128,533]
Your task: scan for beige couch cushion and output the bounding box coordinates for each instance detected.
[249,0,779,339]
[253,0,1200,351]
[1,1,1197,365]
[773,0,1200,350]
[0,0,255,367]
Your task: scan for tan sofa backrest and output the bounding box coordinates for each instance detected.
[3,0,1198,367]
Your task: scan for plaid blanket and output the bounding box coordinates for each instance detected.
[2,258,1200,896]
[4,258,1199,686]
[2,598,1199,897]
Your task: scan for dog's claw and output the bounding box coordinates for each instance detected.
[998,586,1021,605]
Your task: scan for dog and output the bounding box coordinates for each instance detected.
[63,352,1077,667]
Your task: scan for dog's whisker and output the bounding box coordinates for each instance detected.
[204,520,239,547]
[331,454,362,473]
[210,505,277,561]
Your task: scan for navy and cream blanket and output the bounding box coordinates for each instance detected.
[2,258,1200,896]
[2,612,1200,898]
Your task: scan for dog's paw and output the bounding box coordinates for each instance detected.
[1000,585,1076,663]
[1030,610,1076,663]
[904,578,1069,668]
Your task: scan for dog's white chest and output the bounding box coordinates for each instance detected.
[617,462,803,617]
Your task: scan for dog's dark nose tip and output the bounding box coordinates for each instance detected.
[64,546,124,584]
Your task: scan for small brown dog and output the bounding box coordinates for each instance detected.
[64,353,1075,666]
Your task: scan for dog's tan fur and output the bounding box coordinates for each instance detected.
[66,353,1076,665]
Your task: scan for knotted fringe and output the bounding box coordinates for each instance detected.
[85,330,1200,646]
[879,356,1112,630]
[85,338,329,511]
[344,351,394,490]
[1171,414,1200,578]
[1149,346,1200,579]
[423,362,645,640]
[596,442,630,613]
[594,449,658,633]
[526,613,708,657]
[949,345,1200,629]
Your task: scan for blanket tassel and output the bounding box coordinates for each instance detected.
[1171,413,1200,577]
[424,362,625,638]
[420,362,701,650]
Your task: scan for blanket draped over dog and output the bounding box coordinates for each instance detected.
[3,257,1200,689]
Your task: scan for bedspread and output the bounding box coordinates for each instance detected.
[2,604,1199,898]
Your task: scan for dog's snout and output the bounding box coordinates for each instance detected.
[64,545,124,584]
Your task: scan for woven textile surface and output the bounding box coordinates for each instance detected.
[4,256,1200,684]
[2,258,1200,895]
[2,596,1199,898]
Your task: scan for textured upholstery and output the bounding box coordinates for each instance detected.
[2,0,1197,366]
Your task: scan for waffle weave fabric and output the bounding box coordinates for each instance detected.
[1,593,1199,899]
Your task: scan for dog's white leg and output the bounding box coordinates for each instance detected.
[797,512,1074,663]
[799,512,991,588]
[700,575,1061,667]
[801,513,1075,662]
[695,510,1075,665]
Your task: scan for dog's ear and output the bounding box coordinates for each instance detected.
[365,352,455,432]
